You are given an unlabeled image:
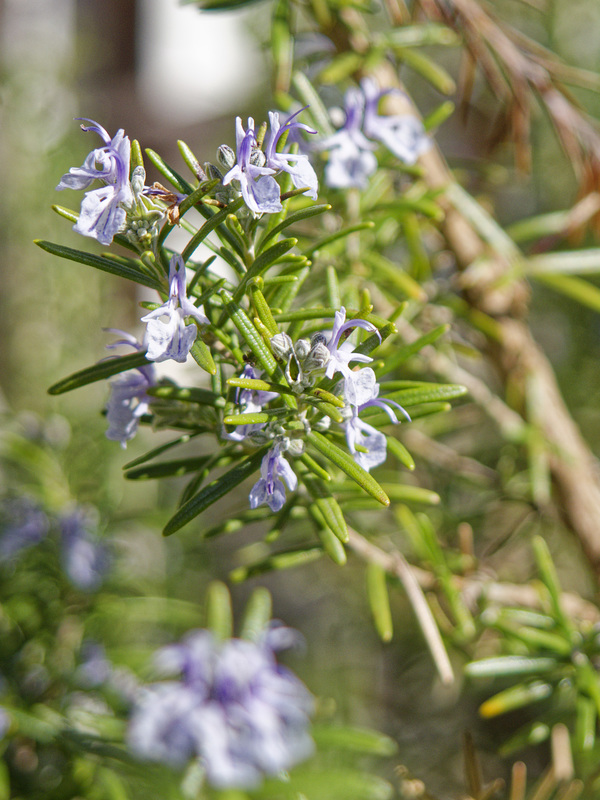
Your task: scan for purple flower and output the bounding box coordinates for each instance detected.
[343,368,410,471]
[127,629,314,788]
[361,78,430,164]
[59,506,111,591]
[249,443,298,513]
[141,255,209,363]
[104,331,156,448]
[0,496,49,561]
[56,119,134,245]
[264,109,319,200]
[76,641,113,688]
[324,307,380,405]
[317,80,430,188]
[223,117,282,215]
[317,88,377,189]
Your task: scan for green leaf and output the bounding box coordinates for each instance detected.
[163,447,268,536]
[182,198,245,263]
[377,324,449,376]
[187,338,216,376]
[206,581,233,640]
[123,433,200,470]
[367,563,393,642]
[227,376,293,396]
[223,412,275,426]
[385,383,468,407]
[464,656,558,678]
[307,431,390,506]
[318,51,365,83]
[479,681,553,718]
[257,204,331,251]
[364,252,427,301]
[303,222,375,257]
[125,456,211,481]
[34,240,163,291]
[392,47,456,94]
[498,721,550,757]
[386,437,415,470]
[147,385,224,406]
[312,724,398,756]
[229,546,323,581]
[525,248,600,276]
[240,587,272,642]
[234,238,299,301]
[144,148,195,194]
[386,23,459,47]
[48,352,150,395]
[305,478,348,543]
[219,290,279,376]
[312,514,347,565]
[532,272,600,312]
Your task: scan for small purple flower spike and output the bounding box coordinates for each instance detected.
[343,368,410,471]
[324,307,380,405]
[56,119,134,245]
[265,109,319,200]
[104,330,156,448]
[223,117,282,215]
[361,78,431,164]
[141,255,209,363]
[127,629,314,788]
[59,506,111,592]
[317,88,378,189]
[249,442,298,513]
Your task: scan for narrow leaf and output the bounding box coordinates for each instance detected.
[307,431,390,506]
[367,563,393,642]
[48,352,150,395]
[34,240,163,291]
[163,447,268,536]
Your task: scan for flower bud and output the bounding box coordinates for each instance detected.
[250,148,266,168]
[131,166,146,198]
[271,333,293,360]
[294,339,311,360]
[217,145,236,170]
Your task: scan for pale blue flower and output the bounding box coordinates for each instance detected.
[317,80,430,188]
[223,117,282,215]
[361,78,430,163]
[317,88,377,189]
[128,629,313,788]
[56,119,134,245]
[104,331,156,447]
[141,255,209,363]
[265,109,319,200]
[324,307,380,405]
[343,368,410,471]
[0,496,49,561]
[249,443,298,513]
[59,506,110,591]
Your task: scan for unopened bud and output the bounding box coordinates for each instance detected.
[205,162,223,182]
[131,166,146,197]
[250,148,266,168]
[270,333,293,359]
[294,339,311,360]
[217,145,236,170]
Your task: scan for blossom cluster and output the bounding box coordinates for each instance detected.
[0,497,110,591]
[127,627,314,788]
[317,78,430,189]
[227,308,410,513]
